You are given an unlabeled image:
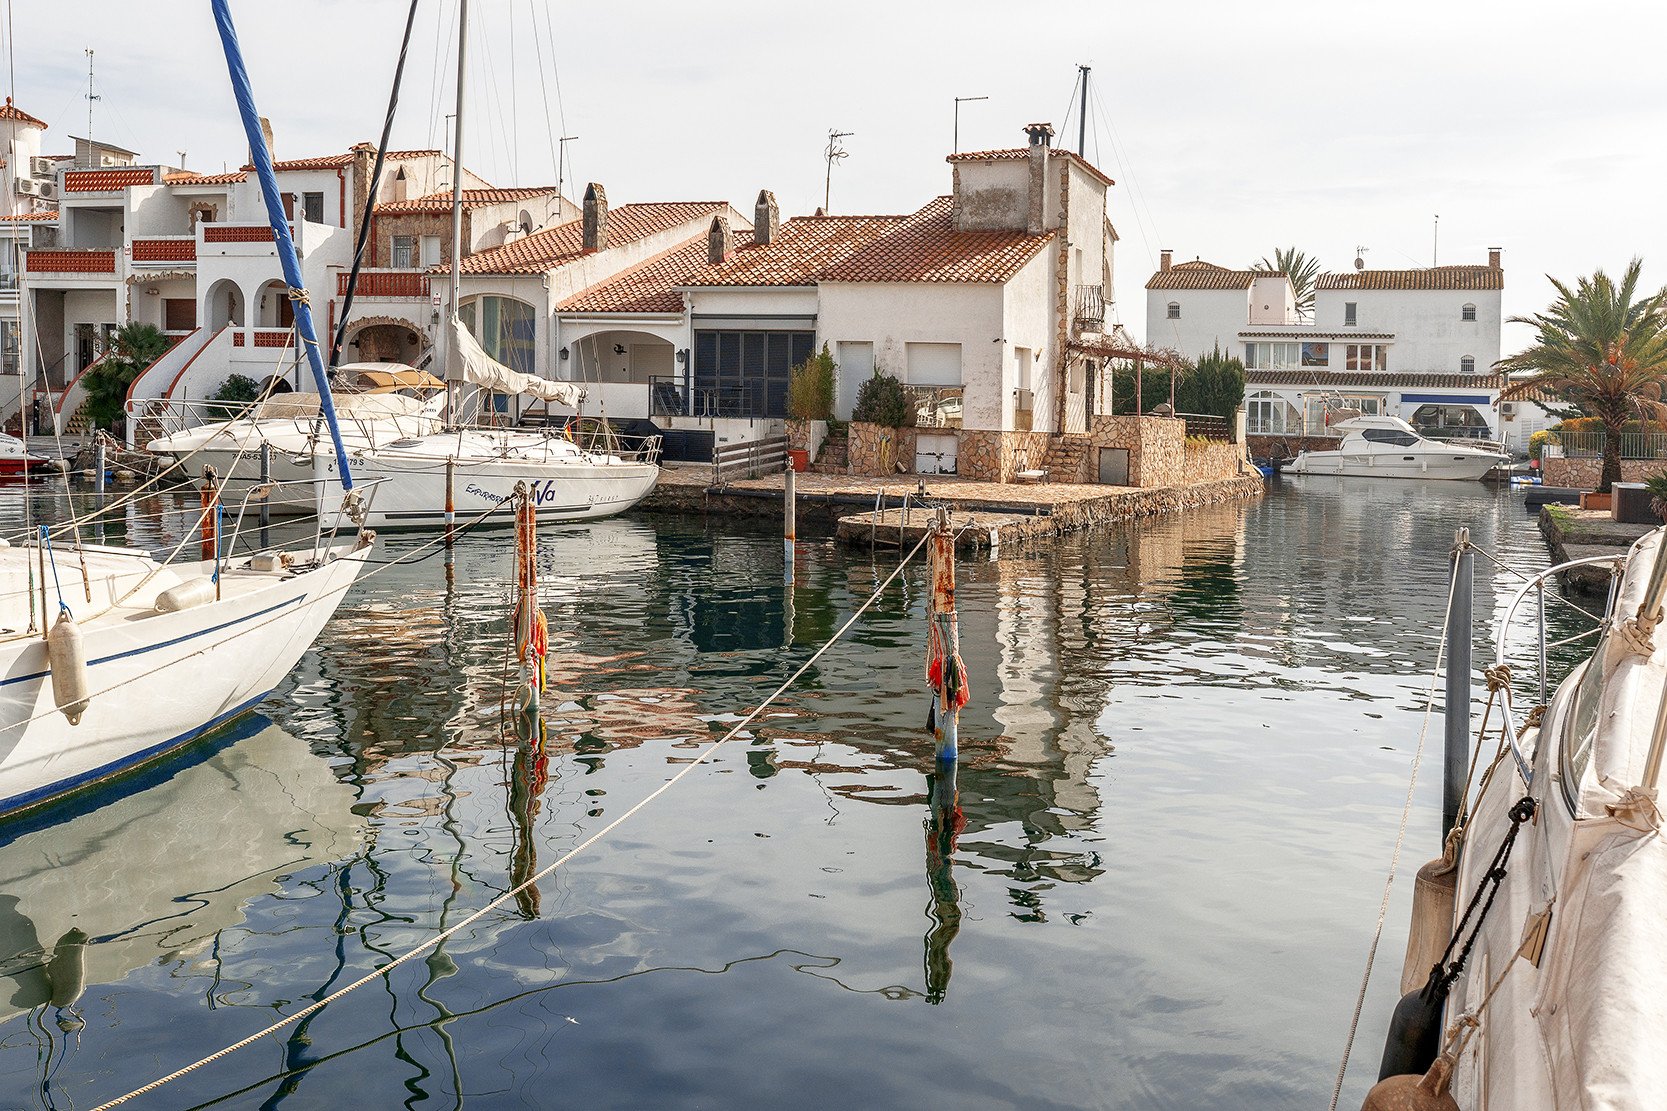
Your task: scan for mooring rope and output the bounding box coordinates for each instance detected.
[1327,557,1461,1111]
[83,530,935,1111]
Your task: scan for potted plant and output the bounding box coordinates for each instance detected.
[786,345,836,470]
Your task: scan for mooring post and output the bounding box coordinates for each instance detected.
[259,441,272,544]
[200,465,219,563]
[1443,526,1474,842]
[93,440,106,501]
[445,456,456,584]
[784,463,796,578]
[929,507,961,765]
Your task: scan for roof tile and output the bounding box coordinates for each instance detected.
[1146,260,1268,291]
[0,98,46,129]
[374,187,561,215]
[1316,266,1503,291]
[558,238,708,313]
[817,196,1053,283]
[945,146,1114,187]
[453,201,733,275]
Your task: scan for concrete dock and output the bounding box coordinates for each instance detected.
[1538,505,1653,592]
[639,463,1265,552]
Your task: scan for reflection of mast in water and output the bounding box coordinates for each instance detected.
[508,717,551,918]
[922,760,965,1004]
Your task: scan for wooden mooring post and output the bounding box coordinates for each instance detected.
[928,507,963,765]
[445,456,456,584]
[1443,527,1473,842]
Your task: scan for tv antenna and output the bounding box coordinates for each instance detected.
[84,49,99,167]
[556,134,578,201]
[1354,245,1369,270]
[953,96,986,155]
[823,128,853,214]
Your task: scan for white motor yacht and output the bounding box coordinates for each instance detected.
[1286,415,1508,480]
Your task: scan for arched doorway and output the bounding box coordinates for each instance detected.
[205,278,244,330]
[343,316,429,367]
[254,279,292,328]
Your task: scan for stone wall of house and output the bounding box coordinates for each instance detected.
[1089,415,1184,488]
[1246,433,1341,459]
[1183,440,1250,484]
[1542,457,1667,489]
[368,211,463,267]
[848,422,917,477]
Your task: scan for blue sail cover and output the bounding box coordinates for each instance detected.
[210,0,353,489]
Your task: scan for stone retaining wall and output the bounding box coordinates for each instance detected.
[1090,415,1183,487]
[847,422,917,477]
[1183,440,1249,483]
[1542,457,1667,489]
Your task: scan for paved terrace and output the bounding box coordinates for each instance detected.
[642,462,1265,551]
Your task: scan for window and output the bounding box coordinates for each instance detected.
[459,296,536,375]
[1301,342,1329,367]
[905,342,962,386]
[1345,344,1389,371]
[302,191,325,224]
[1362,428,1420,447]
[1167,302,1180,319]
[420,235,442,267]
[1460,355,1476,373]
[1244,342,1300,370]
[1247,390,1298,434]
[163,298,196,332]
[693,330,815,418]
[0,320,17,376]
[391,235,415,268]
[1461,303,1476,322]
[1344,302,1357,327]
[1015,347,1032,392]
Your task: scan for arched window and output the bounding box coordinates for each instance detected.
[1167,302,1180,319]
[1460,355,1475,373]
[1461,303,1476,321]
[459,295,536,374]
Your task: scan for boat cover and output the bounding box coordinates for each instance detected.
[451,316,584,407]
[255,392,428,420]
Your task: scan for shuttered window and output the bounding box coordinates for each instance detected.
[693,330,813,417]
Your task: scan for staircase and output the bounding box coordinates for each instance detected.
[812,429,849,474]
[1041,434,1092,483]
[64,401,94,436]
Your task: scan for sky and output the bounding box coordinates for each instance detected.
[7,0,1665,353]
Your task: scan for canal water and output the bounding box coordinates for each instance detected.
[0,478,1597,1109]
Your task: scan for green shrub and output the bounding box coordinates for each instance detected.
[210,373,264,418]
[83,323,171,430]
[1529,429,1557,461]
[786,343,836,420]
[851,369,914,428]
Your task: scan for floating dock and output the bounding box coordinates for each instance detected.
[639,464,1264,552]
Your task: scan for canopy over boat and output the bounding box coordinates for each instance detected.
[340,363,445,392]
[451,315,584,408]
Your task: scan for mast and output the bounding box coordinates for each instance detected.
[447,0,467,426]
[210,0,353,488]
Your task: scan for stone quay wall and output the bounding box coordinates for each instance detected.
[848,422,918,477]
[1541,457,1667,489]
[1183,439,1250,483]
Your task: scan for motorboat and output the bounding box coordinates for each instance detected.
[144,363,445,513]
[0,719,362,1025]
[0,433,51,476]
[1363,530,1667,1107]
[317,424,660,528]
[1286,415,1508,480]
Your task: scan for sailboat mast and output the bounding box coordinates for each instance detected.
[447,0,467,424]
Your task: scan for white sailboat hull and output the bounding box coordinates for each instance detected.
[0,542,373,817]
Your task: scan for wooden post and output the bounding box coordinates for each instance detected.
[259,441,271,547]
[200,465,219,562]
[444,456,456,584]
[784,463,796,578]
[929,507,960,764]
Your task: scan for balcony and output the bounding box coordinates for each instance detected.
[26,248,118,275]
[132,237,197,265]
[339,269,431,298]
[1072,284,1105,333]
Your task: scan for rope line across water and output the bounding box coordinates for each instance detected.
[84,530,935,1111]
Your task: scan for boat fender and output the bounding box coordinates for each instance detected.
[1377,971,1446,1082]
[249,552,293,573]
[155,578,218,614]
[47,613,91,725]
[47,928,88,1011]
[1400,849,1459,995]
[1360,1054,1458,1111]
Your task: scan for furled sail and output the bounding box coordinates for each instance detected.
[451,316,584,407]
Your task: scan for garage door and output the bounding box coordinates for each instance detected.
[916,433,958,475]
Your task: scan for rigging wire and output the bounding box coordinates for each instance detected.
[539,1,572,191]
[424,0,455,154]
[527,0,562,189]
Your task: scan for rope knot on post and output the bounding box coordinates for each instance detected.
[285,285,311,306]
[1483,664,1511,692]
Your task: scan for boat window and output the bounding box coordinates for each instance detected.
[1560,655,1605,811]
[1361,428,1419,446]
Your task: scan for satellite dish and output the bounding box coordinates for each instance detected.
[1354,256,1365,270]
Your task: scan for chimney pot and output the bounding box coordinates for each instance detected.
[753,189,779,247]
[1488,248,1502,269]
[1160,250,1172,271]
[583,182,608,251]
[707,215,732,265]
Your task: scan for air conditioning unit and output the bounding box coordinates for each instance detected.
[29,156,53,177]
[1500,401,1517,418]
[36,180,55,199]
[1013,387,1034,410]
[100,153,119,166]
[13,178,39,197]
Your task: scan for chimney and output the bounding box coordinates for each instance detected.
[753,189,779,247]
[246,116,277,168]
[1024,122,1053,236]
[583,183,608,251]
[1160,249,1172,271]
[707,215,731,264]
[1488,247,1502,270]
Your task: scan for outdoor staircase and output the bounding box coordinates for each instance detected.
[63,401,94,436]
[812,430,849,474]
[1041,434,1092,483]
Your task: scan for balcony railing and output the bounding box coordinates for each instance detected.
[132,237,197,264]
[1541,431,1667,460]
[340,270,431,298]
[26,248,117,274]
[651,375,771,419]
[1073,283,1105,331]
[1179,411,1232,442]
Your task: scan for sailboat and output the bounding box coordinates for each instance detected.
[0,2,375,820]
[316,0,660,530]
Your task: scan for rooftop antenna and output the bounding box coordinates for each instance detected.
[83,48,98,168]
[1432,213,1439,267]
[823,128,852,215]
[1077,64,1090,156]
[556,134,577,203]
[953,95,986,155]
[1354,245,1369,270]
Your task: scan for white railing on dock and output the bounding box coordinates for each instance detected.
[712,436,788,485]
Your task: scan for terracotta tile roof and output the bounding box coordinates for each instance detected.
[384,149,442,159]
[817,196,1053,283]
[374,187,560,215]
[945,146,1114,187]
[0,98,46,129]
[453,201,733,275]
[558,238,707,313]
[163,170,248,185]
[1316,266,1504,291]
[0,210,57,221]
[682,214,907,287]
[266,152,356,171]
[1146,260,1263,290]
[1246,369,1508,389]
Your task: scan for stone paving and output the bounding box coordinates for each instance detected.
[656,460,1134,510]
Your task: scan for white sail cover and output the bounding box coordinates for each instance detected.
[451,316,584,407]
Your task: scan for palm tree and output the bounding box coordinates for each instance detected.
[83,322,172,431]
[1499,259,1667,493]
[1252,247,1320,321]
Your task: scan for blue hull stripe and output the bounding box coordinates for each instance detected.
[0,595,303,689]
[0,690,274,818]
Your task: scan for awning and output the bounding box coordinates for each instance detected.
[1401,393,1492,405]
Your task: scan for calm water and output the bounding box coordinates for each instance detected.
[0,477,1597,1110]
